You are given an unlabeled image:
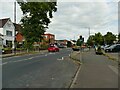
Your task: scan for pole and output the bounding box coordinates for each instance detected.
[14,1,16,54]
[88,27,90,38]
[14,1,16,23]
[88,27,90,50]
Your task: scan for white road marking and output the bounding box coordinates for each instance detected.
[57,57,64,61]
[45,54,47,56]
[3,57,13,60]
[28,57,34,59]
[2,62,8,65]
[2,52,61,65]
[108,65,118,75]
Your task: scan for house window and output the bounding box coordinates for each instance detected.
[45,35,47,38]
[6,40,12,48]
[6,31,12,36]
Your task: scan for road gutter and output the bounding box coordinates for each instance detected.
[68,51,82,89]
[102,51,118,61]
[68,64,82,88]
[2,50,48,58]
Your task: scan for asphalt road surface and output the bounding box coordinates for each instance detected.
[72,49,118,88]
[2,48,78,88]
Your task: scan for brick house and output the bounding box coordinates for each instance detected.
[43,33,55,44]
[14,23,24,43]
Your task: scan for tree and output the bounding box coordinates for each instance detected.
[76,36,84,46]
[87,35,95,46]
[67,41,72,47]
[94,32,104,45]
[103,32,116,45]
[17,1,57,51]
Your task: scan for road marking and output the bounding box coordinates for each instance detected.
[108,65,118,75]
[57,57,64,61]
[2,62,8,65]
[3,57,13,60]
[28,57,34,59]
[2,52,60,64]
[13,60,25,62]
[45,54,48,56]
[49,52,56,55]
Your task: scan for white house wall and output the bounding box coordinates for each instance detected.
[2,19,15,48]
[0,28,3,35]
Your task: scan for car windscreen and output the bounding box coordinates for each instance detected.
[107,44,117,49]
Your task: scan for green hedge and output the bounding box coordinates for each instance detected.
[4,48,12,51]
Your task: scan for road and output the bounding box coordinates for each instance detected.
[2,48,78,88]
[72,49,118,88]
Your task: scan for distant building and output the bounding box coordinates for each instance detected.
[14,23,25,47]
[70,40,77,45]
[0,18,15,48]
[55,39,68,47]
[43,33,55,44]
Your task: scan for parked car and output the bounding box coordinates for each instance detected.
[48,44,59,52]
[101,45,110,50]
[105,44,120,52]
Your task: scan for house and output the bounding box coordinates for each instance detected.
[55,39,68,47]
[43,33,55,44]
[70,40,77,45]
[13,23,25,48]
[0,33,3,49]
[0,18,15,49]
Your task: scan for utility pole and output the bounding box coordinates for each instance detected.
[88,27,90,38]
[14,1,16,23]
[14,1,16,54]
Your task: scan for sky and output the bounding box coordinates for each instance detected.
[0,0,119,42]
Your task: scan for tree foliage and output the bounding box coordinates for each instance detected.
[87,35,95,46]
[94,32,104,45]
[76,37,84,46]
[87,32,116,46]
[104,32,116,45]
[17,1,57,50]
[67,41,72,47]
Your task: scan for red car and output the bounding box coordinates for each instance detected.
[48,45,59,52]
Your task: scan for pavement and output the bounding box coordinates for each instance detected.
[71,49,118,88]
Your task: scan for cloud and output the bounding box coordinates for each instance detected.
[0,1,118,42]
[47,2,118,41]
[0,2,22,23]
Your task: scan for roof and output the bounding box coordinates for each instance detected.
[44,33,55,36]
[56,39,68,42]
[0,33,3,36]
[0,18,10,28]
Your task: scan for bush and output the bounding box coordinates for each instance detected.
[40,44,48,49]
